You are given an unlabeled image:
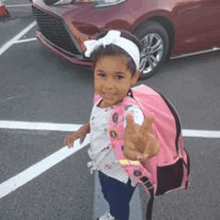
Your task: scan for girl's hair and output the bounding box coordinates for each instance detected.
[91,30,142,77]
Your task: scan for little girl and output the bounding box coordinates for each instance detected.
[64,30,159,220]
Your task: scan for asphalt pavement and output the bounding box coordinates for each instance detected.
[0,2,220,220]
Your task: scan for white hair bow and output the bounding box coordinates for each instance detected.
[84,30,140,69]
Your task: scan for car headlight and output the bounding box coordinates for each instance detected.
[74,0,127,8]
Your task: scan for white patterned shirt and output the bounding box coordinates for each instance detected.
[87,99,144,186]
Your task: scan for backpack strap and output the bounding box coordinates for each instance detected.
[127,89,155,220]
[139,176,154,220]
[154,89,182,154]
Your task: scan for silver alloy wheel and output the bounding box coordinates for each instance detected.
[140,33,164,75]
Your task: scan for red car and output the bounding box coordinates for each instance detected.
[32,0,220,79]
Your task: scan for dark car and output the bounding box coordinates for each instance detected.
[32,0,220,79]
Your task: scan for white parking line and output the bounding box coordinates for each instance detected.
[0,120,219,199]
[0,120,82,131]
[0,120,220,138]
[182,129,220,138]
[0,135,90,199]
[14,38,37,44]
[0,21,36,56]
[5,4,32,7]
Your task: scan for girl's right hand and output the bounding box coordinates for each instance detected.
[64,130,87,148]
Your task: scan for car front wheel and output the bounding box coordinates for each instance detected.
[134,21,169,80]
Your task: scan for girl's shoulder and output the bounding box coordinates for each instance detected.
[109,95,144,126]
[124,105,144,126]
[123,95,143,115]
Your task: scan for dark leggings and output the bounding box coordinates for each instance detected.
[98,171,136,220]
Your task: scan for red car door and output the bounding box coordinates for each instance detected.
[172,0,220,55]
[200,0,220,46]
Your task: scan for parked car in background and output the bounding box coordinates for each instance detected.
[32,0,220,79]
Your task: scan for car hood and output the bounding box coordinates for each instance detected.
[33,0,94,18]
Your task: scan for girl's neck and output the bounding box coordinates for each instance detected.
[97,98,124,109]
[98,100,108,108]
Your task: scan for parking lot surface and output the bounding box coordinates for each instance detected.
[0,2,220,220]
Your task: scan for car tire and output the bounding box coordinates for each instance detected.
[134,21,169,80]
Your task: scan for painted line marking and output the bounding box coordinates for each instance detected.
[0,120,82,132]
[0,120,219,199]
[0,21,36,56]
[0,120,220,138]
[14,38,37,44]
[5,4,32,7]
[0,135,90,199]
[182,129,220,138]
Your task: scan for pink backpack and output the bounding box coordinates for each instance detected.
[94,84,190,220]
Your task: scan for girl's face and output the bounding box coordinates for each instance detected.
[94,55,140,108]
